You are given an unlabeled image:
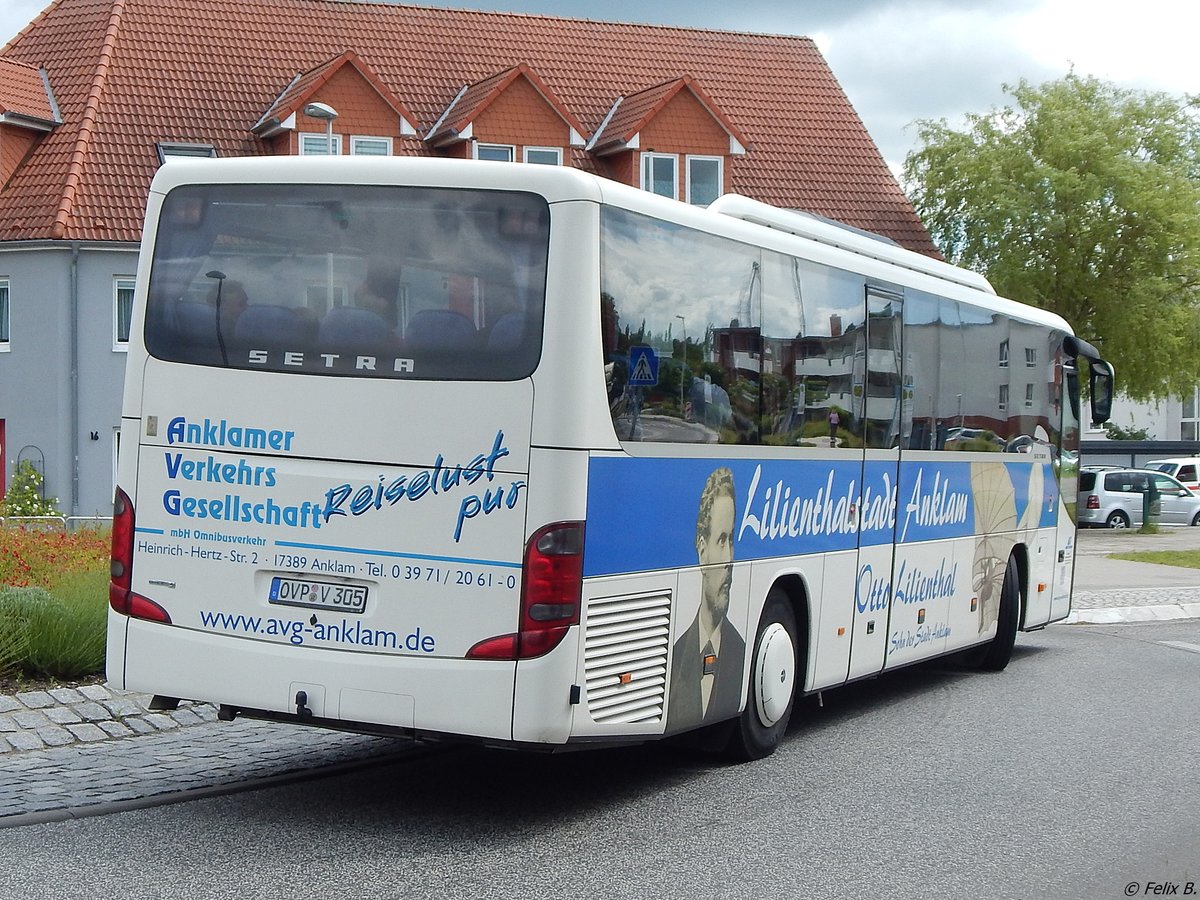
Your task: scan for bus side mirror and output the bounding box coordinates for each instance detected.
[1089,359,1114,425]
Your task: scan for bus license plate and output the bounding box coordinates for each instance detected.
[269,577,368,614]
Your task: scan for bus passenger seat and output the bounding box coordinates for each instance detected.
[234,305,307,346]
[486,313,525,351]
[405,309,477,352]
[318,306,393,349]
[175,299,218,343]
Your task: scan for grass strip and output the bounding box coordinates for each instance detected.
[1108,549,1200,569]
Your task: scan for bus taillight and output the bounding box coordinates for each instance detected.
[109,487,171,623]
[467,521,584,661]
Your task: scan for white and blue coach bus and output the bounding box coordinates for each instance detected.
[108,157,1113,760]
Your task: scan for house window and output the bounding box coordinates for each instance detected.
[157,143,217,164]
[686,156,722,205]
[476,144,515,162]
[998,384,1009,410]
[641,153,678,199]
[1182,388,1200,441]
[350,136,392,156]
[1025,347,1037,367]
[998,339,1009,367]
[0,279,9,349]
[1025,383,1034,407]
[114,278,135,349]
[299,133,343,155]
[524,147,562,165]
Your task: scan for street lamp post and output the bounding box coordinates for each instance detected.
[303,102,340,315]
[303,102,339,155]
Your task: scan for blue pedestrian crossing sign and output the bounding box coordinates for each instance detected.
[628,346,659,386]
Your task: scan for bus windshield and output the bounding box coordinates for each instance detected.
[144,184,549,380]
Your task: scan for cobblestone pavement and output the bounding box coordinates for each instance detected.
[1068,525,1200,622]
[0,682,215,755]
[1066,589,1200,624]
[0,713,407,824]
[1,528,1197,823]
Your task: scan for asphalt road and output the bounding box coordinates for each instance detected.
[2,619,1196,900]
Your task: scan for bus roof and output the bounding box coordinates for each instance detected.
[707,193,997,296]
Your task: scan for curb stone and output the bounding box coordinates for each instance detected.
[0,683,215,756]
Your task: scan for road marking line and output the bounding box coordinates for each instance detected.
[1158,641,1200,654]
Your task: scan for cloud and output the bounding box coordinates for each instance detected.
[1016,0,1200,94]
[812,4,1061,170]
[0,0,45,46]
[809,0,1199,172]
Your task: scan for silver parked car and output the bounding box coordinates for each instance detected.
[1077,467,1200,529]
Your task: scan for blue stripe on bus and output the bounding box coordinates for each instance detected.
[272,539,522,569]
[583,456,1057,577]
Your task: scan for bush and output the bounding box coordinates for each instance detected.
[0,587,63,679]
[1103,422,1152,441]
[20,571,108,679]
[0,528,110,683]
[0,459,61,518]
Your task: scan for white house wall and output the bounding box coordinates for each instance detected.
[1091,395,1176,441]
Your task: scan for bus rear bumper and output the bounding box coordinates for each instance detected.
[115,618,520,743]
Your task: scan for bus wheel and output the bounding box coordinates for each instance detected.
[726,588,798,761]
[964,554,1020,672]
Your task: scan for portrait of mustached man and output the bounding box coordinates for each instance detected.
[667,467,746,730]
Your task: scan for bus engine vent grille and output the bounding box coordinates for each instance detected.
[583,590,671,725]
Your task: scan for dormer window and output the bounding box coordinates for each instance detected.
[524,147,562,165]
[157,142,217,163]
[350,136,392,156]
[299,133,342,155]
[476,143,515,162]
[590,76,748,200]
[642,153,678,199]
[251,50,418,156]
[686,156,722,206]
[426,65,585,166]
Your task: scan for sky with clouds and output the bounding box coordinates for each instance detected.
[2,0,1196,175]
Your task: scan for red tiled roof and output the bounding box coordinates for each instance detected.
[0,58,60,125]
[254,49,416,137]
[590,76,748,155]
[0,0,936,254]
[427,62,586,147]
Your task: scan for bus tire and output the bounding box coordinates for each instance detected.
[964,554,1020,672]
[725,588,798,761]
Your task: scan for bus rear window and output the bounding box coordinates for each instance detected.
[144,184,548,380]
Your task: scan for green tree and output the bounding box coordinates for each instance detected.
[1102,421,1152,441]
[904,74,1200,400]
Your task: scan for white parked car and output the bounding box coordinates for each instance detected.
[1144,457,1200,495]
[1077,467,1200,528]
